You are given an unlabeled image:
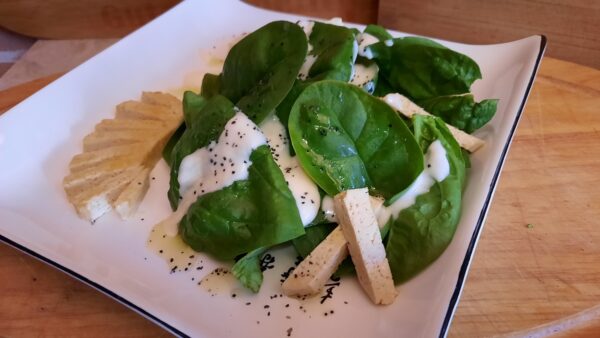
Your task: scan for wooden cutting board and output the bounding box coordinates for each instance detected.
[0,58,599,336]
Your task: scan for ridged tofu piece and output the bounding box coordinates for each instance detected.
[113,167,151,219]
[63,158,142,196]
[382,93,484,152]
[82,128,171,151]
[141,92,182,116]
[69,143,152,172]
[116,101,178,121]
[70,166,143,222]
[95,118,169,132]
[282,226,348,296]
[334,188,397,305]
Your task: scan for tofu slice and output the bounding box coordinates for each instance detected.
[70,166,143,222]
[116,101,178,121]
[282,226,348,296]
[95,118,169,132]
[334,188,397,305]
[82,128,171,151]
[282,196,386,297]
[69,142,152,172]
[382,93,485,152]
[113,167,151,219]
[141,92,183,116]
[63,158,140,195]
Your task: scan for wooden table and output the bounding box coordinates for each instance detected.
[1,38,599,338]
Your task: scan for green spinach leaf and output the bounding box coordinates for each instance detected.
[385,115,466,283]
[200,73,221,99]
[368,37,482,100]
[231,247,267,293]
[364,24,392,41]
[418,94,498,133]
[167,95,236,209]
[288,80,423,198]
[179,145,305,260]
[220,21,307,123]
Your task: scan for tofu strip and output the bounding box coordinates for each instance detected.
[282,226,348,296]
[282,196,385,297]
[382,93,485,152]
[334,188,397,305]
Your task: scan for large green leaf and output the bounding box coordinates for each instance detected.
[385,115,466,283]
[276,22,357,130]
[418,95,498,133]
[369,37,482,100]
[167,95,236,209]
[179,145,305,260]
[220,21,307,123]
[288,81,423,198]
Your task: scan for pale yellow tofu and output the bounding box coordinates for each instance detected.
[70,166,143,222]
[95,118,169,132]
[382,93,485,152]
[335,188,397,305]
[282,226,348,296]
[116,101,178,121]
[113,167,151,219]
[141,92,183,116]
[69,143,152,172]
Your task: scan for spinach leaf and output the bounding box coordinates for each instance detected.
[306,22,357,81]
[162,123,185,165]
[231,247,267,293]
[292,223,336,258]
[167,95,236,209]
[220,21,307,123]
[179,145,305,260]
[418,95,498,133]
[288,80,423,198]
[276,22,357,130]
[200,73,221,99]
[368,37,482,100]
[385,115,466,283]
[364,24,392,41]
[162,91,209,165]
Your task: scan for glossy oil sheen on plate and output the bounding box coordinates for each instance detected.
[0,0,545,337]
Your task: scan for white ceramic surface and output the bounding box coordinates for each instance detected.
[0,0,545,337]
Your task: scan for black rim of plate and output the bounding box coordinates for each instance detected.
[0,36,547,338]
[438,34,547,338]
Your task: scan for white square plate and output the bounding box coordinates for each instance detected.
[0,0,545,337]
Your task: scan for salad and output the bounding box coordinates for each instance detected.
[155,19,498,300]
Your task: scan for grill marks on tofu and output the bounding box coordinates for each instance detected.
[64,92,183,222]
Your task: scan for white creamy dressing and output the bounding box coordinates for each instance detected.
[260,114,320,226]
[297,20,316,80]
[350,63,378,93]
[384,39,394,47]
[159,111,267,236]
[319,140,450,226]
[356,32,379,59]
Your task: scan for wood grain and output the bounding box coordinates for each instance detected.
[449,58,600,337]
[0,0,179,39]
[378,0,600,69]
[0,73,61,114]
[246,0,379,24]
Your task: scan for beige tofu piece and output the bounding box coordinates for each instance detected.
[63,158,140,195]
[95,118,169,132]
[382,93,485,152]
[141,92,183,116]
[69,142,152,172]
[82,128,172,151]
[113,167,151,219]
[282,196,386,296]
[334,188,397,305]
[116,101,178,121]
[282,226,348,296]
[70,166,143,222]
